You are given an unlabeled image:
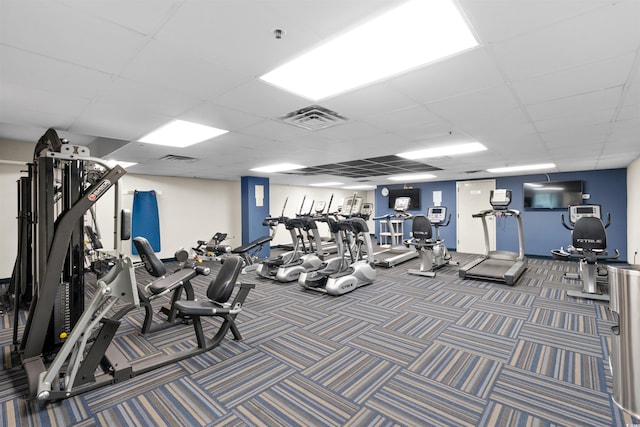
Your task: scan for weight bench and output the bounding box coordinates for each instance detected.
[113,236,210,334]
[34,254,254,402]
[231,235,272,272]
[175,255,254,348]
[192,232,232,259]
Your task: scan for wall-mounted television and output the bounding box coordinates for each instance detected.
[523,180,583,210]
[388,188,421,210]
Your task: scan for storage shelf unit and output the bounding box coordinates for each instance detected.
[379,220,404,246]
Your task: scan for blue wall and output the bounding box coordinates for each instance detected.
[374,168,628,261]
[241,176,271,258]
[374,181,458,246]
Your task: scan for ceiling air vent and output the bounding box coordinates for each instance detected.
[278,105,348,131]
[464,170,483,174]
[159,154,198,162]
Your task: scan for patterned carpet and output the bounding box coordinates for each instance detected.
[1,252,639,427]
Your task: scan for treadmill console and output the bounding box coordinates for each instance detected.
[315,201,326,214]
[568,204,601,224]
[343,197,363,215]
[427,206,447,224]
[360,203,373,218]
[394,196,411,212]
[490,189,512,210]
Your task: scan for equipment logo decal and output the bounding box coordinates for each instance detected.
[89,180,111,201]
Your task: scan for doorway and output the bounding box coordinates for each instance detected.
[456,179,496,254]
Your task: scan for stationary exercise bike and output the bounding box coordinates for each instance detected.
[405,206,457,277]
[552,204,619,301]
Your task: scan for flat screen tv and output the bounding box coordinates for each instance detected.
[523,180,583,210]
[388,188,421,210]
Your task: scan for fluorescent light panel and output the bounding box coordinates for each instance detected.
[260,0,477,100]
[487,163,555,173]
[310,182,343,187]
[250,163,305,173]
[139,120,228,148]
[397,142,487,160]
[388,173,437,181]
[344,185,376,190]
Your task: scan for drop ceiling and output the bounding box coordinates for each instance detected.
[0,0,638,187]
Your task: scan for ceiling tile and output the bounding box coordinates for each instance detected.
[0,1,148,74]
[490,0,640,80]
[461,0,606,44]
[120,40,247,100]
[512,54,634,105]
[0,46,112,99]
[389,47,505,104]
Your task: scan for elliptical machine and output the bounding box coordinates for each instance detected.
[552,204,620,301]
[298,215,350,290]
[405,206,457,277]
[323,218,376,295]
[274,216,324,282]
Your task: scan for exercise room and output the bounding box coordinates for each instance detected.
[1,1,639,426]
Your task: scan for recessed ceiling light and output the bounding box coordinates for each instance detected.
[310,182,344,187]
[343,185,376,190]
[138,120,228,148]
[397,142,487,159]
[105,160,137,169]
[260,0,478,100]
[487,163,555,173]
[250,163,305,173]
[388,173,437,181]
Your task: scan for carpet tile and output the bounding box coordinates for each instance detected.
[1,253,638,426]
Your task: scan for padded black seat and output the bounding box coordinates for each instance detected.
[175,256,252,348]
[126,236,210,334]
[572,216,607,256]
[146,268,198,296]
[232,235,272,254]
[135,236,167,277]
[412,215,433,241]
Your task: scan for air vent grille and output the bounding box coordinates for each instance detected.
[278,105,347,130]
[283,155,441,179]
[159,154,198,162]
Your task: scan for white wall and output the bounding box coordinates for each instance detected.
[0,159,375,278]
[94,174,242,261]
[627,156,640,265]
[0,163,24,278]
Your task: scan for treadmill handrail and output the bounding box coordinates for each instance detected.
[473,208,521,218]
[475,208,525,261]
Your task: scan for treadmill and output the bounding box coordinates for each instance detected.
[373,196,419,268]
[458,189,527,286]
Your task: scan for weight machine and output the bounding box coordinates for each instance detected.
[12,129,254,402]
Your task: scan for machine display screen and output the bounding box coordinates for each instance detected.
[388,188,420,210]
[523,180,583,210]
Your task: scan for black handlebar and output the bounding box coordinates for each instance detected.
[561,212,611,230]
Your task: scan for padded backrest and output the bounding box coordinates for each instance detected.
[572,217,607,251]
[412,215,433,240]
[210,232,227,243]
[85,225,103,249]
[133,236,166,277]
[207,255,243,303]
